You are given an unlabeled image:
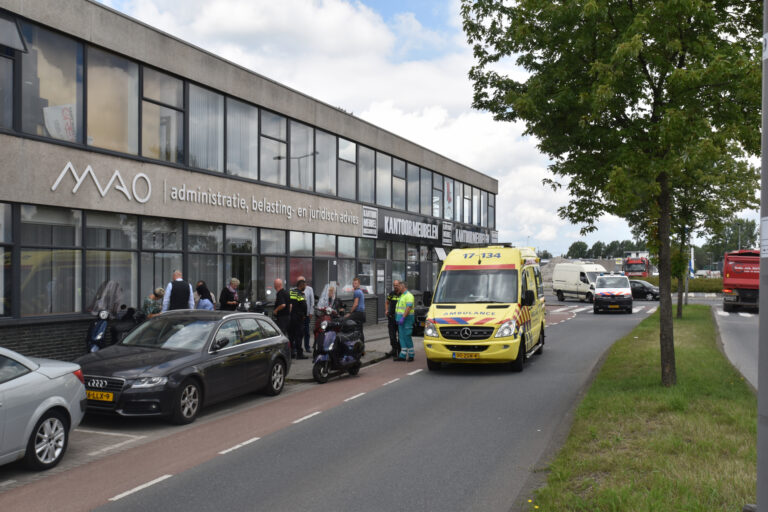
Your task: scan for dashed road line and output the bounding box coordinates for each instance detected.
[717,310,729,316]
[738,312,753,317]
[407,369,423,376]
[108,474,173,501]
[293,411,322,424]
[344,393,366,402]
[383,378,400,386]
[76,428,141,438]
[88,435,147,457]
[632,307,644,313]
[646,307,658,314]
[1,480,17,487]
[572,307,591,313]
[218,437,261,455]
[551,306,575,313]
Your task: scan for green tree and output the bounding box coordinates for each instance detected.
[567,241,589,259]
[589,241,605,259]
[703,218,758,258]
[605,240,622,258]
[537,249,553,259]
[462,0,760,386]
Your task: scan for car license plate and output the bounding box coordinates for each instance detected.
[453,352,479,359]
[608,305,619,309]
[87,390,114,402]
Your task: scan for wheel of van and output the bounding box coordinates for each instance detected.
[264,359,286,396]
[510,338,525,373]
[645,292,654,301]
[593,306,600,314]
[556,290,564,302]
[171,379,201,425]
[24,409,69,470]
[427,359,441,371]
[535,326,544,355]
[586,292,593,303]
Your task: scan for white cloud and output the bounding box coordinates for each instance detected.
[101,0,635,255]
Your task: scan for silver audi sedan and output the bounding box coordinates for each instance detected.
[0,347,87,470]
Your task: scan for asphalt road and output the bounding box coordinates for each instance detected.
[712,304,759,390]
[84,306,644,512]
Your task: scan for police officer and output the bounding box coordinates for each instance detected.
[385,280,401,360]
[289,279,308,359]
[395,280,415,362]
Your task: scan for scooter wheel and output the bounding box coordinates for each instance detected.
[313,361,330,384]
[348,363,361,376]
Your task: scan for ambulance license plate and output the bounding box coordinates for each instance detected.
[87,390,114,402]
[453,352,479,359]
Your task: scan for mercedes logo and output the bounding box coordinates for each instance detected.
[88,378,108,389]
[459,327,472,340]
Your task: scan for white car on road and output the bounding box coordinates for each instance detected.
[0,347,86,470]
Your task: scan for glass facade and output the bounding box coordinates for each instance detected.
[226,98,259,179]
[1,56,11,129]
[290,121,314,191]
[358,146,374,204]
[420,168,431,216]
[260,111,287,185]
[375,152,391,207]
[189,84,224,172]
[315,130,336,195]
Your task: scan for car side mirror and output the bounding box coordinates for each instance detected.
[523,290,535,307]
[211,338,228,351]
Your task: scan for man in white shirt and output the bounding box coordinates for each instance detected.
[161,270,194,312]
[299,276,315,353]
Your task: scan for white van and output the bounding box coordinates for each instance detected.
[552,262,607,302]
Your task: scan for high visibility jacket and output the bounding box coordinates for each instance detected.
[396,291,414,317]
[289,288,307,317]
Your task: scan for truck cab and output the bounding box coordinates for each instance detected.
[722,249,759,312]
[422,246,545,372]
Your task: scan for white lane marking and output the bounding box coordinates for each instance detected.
[344,393,366,402]
[293,411,321,424]
[738,312,753,317]
[1,480,17,487]
[717,310,729,316]
[383,378,400,386]
[218,437,261,455]
[108,474,173,501]
[76,428,142,438]
[705,293,717,298]
[572,307,591,313]
[646,307,658,314]
[633,307,644,313]
[552,306,575,313]
[407,369,423,376]
[88,435,147,456]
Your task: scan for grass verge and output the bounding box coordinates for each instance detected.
[528,305,756,511]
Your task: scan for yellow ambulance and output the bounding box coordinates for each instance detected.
[423,246,545,372]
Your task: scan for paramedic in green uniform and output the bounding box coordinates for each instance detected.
[395,280,415,361]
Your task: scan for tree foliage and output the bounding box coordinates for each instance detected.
[462,0,761,386]
[566,241,589,258]
[702,217,759,259]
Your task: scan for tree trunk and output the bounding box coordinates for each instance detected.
[658,172,677,386]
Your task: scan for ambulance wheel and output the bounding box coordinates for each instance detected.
[313,361,330,383]
[427,359,441,371]
[534,326,544,355]
[510,339,525,373]
[556,290,564,302]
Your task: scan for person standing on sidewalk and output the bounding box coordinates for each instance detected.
[289,279,308,359]
[344,277,366,344]
[385,280,401,359]
[161,270,194,312]
[298,276,315,354]
[273,278,290,338]
[395,281,415,361]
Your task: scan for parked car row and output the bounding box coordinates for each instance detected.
[0,310,292,472]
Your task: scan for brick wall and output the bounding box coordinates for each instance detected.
[0,319,94,362]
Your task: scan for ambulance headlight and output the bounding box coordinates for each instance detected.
[424,320,438,338]
[495,320,516,338]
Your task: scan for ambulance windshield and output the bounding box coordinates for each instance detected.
[433,269,518,304]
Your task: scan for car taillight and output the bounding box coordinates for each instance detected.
[73,368,84,384]
[722,289,733,294]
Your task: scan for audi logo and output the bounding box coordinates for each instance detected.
[88,378,108,389]
[460,327,472,340]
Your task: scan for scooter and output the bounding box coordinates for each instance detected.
[86,310,110,352]
[312,316,363,384]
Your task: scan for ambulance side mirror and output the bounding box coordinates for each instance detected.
[523,290,535,307]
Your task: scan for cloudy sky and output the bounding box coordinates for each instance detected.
[97,0,655,256]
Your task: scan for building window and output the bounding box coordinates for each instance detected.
[20,23,83,143]
[290,231,313,257]
[489,193,496,230]
[407,163,419,213]
[289,257,312,288]
[315,130,336,195]
[226,98,259,180]
[481,190,488,228]
[443,177,454,220]
[0,15,26,51]
[473,187,481,226]
[142,68,184,164]
[420,168,432,216]
[455,181,463,223]
[140,217,182,302]
[392,241,405,285]
[289,121,314,191]
[1,203,11,317]
[20,205,82,317]
[463,184,472,224]
[188,222,223,306]
[260,110,287,185]
[87,47,139,154]
[337,259,355,298]
[314,234,336,258]
[189,84,224,172]
[225,225,257,303]
[358,146,374,203]
[338,138,356,200]
[358,238,374,259]
[1,56,11,129]
[260,228,286,302]
[375,240,390,259]
[406,244,420,291]
[392,158,406,210]
[375,152,391,207]
[432,173,442,219]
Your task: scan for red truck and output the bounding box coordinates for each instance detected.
[623,256,651,277]
[722,249,759,312]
